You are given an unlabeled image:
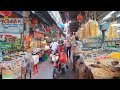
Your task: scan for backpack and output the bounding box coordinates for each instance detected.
[59,52,67,63]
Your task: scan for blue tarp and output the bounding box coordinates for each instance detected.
[57,23,64,29]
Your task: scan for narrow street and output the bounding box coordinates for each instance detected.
[32,59,76,79]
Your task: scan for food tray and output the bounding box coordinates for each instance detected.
[91,68,115,79]
[106,59,120,67]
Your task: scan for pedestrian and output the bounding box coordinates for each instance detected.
[75,36,83,49]
[50,50,56,63]
[50,38,58,53]
[71,43,81,71]
[64,37,72,59]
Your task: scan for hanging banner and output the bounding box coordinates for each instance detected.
[0,18,23,33]
[22,11,30,18]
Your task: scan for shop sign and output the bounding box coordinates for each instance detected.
[100,22,110,31]
[0,18,23,33]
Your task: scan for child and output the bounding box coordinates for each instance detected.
[50,50,56,64]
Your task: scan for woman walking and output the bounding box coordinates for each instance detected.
[64,37,71,59]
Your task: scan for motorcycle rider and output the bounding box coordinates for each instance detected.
[57,41,68,72]
[50,38,58,54]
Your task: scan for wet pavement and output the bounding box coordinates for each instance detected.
[32,59,76,79]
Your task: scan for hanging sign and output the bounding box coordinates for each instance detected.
[0,18,23,33]
[100,22,110,31]
[22,11,30,17]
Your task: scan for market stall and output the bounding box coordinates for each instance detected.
[75,49,120,79]
[74,18,120,79]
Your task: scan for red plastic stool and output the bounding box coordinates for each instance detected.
[34,64,38,75]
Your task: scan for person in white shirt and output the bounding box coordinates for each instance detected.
[50,50,56,63]
[50,38,58,53]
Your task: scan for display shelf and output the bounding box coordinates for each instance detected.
[105,48,120,51]
[0,32,22,34]
[105,39,120,42]
[34,38,45,41]
[0,42,20,44]
[83,42,101,44]
[83,46,101,49]
[104,39,120,51]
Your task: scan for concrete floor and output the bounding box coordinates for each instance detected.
[32,59,76,79]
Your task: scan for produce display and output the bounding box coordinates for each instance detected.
[0,34,21,52]
[79,48,120,79]
[0,52,34,79]
[25,34,32,48]
[108,52,120,59]
[34,31,44,39]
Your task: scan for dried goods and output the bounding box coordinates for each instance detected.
[111,61,119,66]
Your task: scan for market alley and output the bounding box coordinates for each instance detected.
[32,59,76,79]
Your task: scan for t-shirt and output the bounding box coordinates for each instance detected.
[50,42,58,51]
[64,40,71,47]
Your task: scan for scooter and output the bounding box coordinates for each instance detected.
[53,52,68,79]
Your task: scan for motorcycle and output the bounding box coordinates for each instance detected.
[53,52,68,79]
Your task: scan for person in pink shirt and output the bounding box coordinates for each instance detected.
[64,37,72,59]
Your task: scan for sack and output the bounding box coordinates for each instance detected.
[60,52,67,63]
[79,64,87,79]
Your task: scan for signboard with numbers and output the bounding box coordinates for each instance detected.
[0,18,23,33]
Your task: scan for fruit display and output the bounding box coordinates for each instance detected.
[3,56,12,61]
[95,56,109,60]
[108,52,120,59]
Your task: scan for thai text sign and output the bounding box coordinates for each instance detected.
[0,18,23,33]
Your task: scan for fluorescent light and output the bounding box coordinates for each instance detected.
[111,24,120,26]
[117,30,120,32]
[31,11,35,14]
[69,20,71,23]
[103,11,116,20]
[117,14,120,17]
